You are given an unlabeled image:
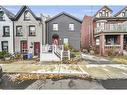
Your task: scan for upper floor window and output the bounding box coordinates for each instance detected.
[96,22,100,28]
[69,24,74,31]
[122,10,127,17]
[53,23,58,31]
[122,12,125,17]
[24,10,30,20]
[0,10,5,21]
[1,41,8,52]
[16,26,23,36]
[99,10,109,17]
[29,25,36,36]
[102,10,105,16]
[3,26,10,37]
[106,12,109,17]
[99,12,102,17]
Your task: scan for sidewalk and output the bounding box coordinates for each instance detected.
[1,63,127,80]
[81,53,115,64]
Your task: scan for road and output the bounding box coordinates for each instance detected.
[1,74,127,89]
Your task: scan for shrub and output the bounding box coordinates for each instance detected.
[64,44,69,51]
[4,52,11,57]
[0,51,9,59]
[90,50,95,55]
[15,53,23,59]
[70,52,76,58]
[106,49,121,56]
[82,49,88,54]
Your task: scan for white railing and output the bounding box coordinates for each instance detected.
[41,44,70,61]
[95,23,127,34]
[105,45,121,49]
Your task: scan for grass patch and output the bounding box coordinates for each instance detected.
[109,56,127,64]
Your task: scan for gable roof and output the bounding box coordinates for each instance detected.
[45,12,82,23]
[114,6,127,17]
[0,6,15,20]
[14,5,41,21]
[94,6,113,17]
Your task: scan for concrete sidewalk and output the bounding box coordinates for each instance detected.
[81,53,115,64]
[1,63,127,80]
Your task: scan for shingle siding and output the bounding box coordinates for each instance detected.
[46,14,81,50]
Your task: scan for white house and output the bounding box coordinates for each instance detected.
[0,6,15,54]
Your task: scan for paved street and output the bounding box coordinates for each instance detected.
[1,74,127,89]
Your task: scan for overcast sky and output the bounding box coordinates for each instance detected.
[4,6,125,20]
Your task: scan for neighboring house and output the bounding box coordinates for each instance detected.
[45,12,82,50]
[14,6,43,56]
[93,6,127,55]
[0,6,15,54]
[81,16,93,50]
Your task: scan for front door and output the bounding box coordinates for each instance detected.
[34,42,40,56]
[20,41,27,54]
[52,38,59,45]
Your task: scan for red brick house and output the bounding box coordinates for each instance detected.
[81,16,93,50]
[93,6,127,55]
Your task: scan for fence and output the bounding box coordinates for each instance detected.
[41,44,70,61]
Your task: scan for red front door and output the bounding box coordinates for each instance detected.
[20,41,27,54]
[52,38,59,45]
[34,42,40,56]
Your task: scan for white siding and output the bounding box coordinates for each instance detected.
[0,13,14,54]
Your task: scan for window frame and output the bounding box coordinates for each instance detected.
[3,26,10,37]
[1,41,8,52]
[24,10,30,21]
[16,26,23,36]
[63,37,69,45]
[29,25,36,36]
[69,23,75,32]
[53,23,58,31]
[0,10,5,21]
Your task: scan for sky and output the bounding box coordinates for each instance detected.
[4,6,125,20]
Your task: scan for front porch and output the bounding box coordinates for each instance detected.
[40,45,70,61]
[95,33,127,55]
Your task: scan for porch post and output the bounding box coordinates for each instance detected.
[120,34,124,54]
[100,33,105,55]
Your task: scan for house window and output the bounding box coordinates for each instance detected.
[3,26,10,37]
[16,26,23,36]
[122,12,125,17]
[125,10,127,16]
[96,22,100,27]
[29,25,36,36]
[0,10,5,21]
[63,38,69,45]
[102,10,106,17]
[20,41,27,54]
[69,24,74,31]
[1,41,8,52]
[53,24,58,31]
[106,35,118,45]
[96,38,100,45]
[106,12,109,17]
[100,22,105,30]
[99,12,102,17]
[24,10,30,20]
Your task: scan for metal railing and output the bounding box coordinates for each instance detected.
[105,45,121,49]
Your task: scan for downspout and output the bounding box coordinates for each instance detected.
[13,21,15,53]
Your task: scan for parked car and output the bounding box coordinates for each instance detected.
[0,66,2,83]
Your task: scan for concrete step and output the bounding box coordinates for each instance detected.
[123,50,127,56]
[40,53,60,61]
